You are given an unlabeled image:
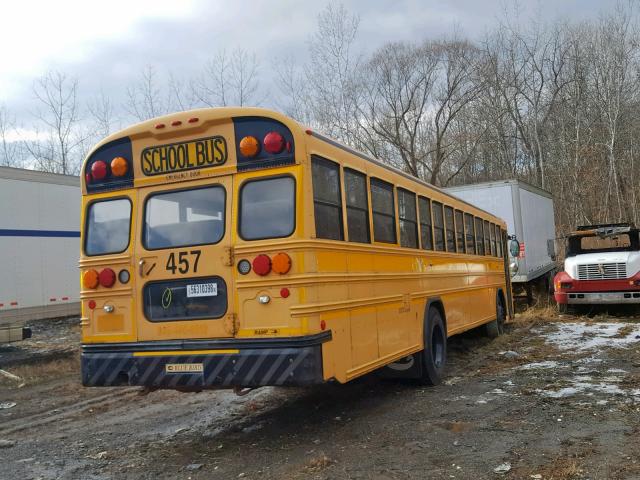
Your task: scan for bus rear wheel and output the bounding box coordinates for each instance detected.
[420,307,447,385]
[485,294,505,338]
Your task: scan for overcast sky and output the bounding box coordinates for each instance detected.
[0,0,622,124]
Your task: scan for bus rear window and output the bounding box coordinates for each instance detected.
[240,177,295,240]
[85,198,131,256]
[144,186,225,250]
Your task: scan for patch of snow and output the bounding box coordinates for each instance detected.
[517,360,562,370]
[544,322,640,352]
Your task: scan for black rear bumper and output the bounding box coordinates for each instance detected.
[81,332,330,389]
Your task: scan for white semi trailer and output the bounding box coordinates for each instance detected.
[446,180,557,295]
[0,166,80,342]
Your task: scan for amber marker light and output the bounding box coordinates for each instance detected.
[83,269,99,289]
[272,252,291,274]
[111,157,128,177]
[239,135,260,157]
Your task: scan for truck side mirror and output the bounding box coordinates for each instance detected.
[509,238,520,258]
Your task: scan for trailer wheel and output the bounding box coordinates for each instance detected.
[485,294,505,338]
[420,307,447,385]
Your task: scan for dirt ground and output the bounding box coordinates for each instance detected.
[2,310,640,480]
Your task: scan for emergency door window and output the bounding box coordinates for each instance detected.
[144,186,225,250]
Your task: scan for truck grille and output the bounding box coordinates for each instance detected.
[577,263,627,280]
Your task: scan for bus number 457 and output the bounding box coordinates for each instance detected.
[166,250,201,274]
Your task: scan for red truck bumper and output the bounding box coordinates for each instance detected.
[554,272,640,305]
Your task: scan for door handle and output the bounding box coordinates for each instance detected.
[139,259,146,277]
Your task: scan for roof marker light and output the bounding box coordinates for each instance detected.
[155,123,165,129]
[188,117,199,123]
[171,120,182,126]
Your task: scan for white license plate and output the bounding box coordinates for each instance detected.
[186,283,217,298]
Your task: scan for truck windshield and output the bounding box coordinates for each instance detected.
[85,198,131,256]
[566,231,639,257]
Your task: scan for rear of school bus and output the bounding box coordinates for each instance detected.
[80,107,330,389]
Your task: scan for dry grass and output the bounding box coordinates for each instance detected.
[304,453,334,472]
[0,355,78,388]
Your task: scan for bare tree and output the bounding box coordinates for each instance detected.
[358,41,439,175]
[0,105,24,167]
[304,3,362,141]
[125,65,169,121]
[88,89,116,139]
[191,48,261,107]
[26,70,83,174]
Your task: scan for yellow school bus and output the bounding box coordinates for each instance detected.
[79,107,512,390]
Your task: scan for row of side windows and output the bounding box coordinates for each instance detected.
[311,156,504,257]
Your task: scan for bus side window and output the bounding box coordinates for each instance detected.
[483,220,491,256]
[370,178,397,243]
[455,210,465,253]
[444,206,456,252]
[464,213,475,254]
[495,224,503,257]
[490,223,497,256]
[432,202,445,252]
[475,217,484,255]
[344,168,370,243]
[312,156,344,241]
[418,197,433,250]
[398,188,418,248]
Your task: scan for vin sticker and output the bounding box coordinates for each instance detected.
[186,283,217,297]
[165,363,203,373]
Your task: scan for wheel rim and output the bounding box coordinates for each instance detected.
[431,324,445,368]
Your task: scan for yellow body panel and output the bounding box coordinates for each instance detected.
[79,107,510,385]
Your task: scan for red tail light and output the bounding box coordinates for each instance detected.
[91,160,108,181]
[263,131,285,154]
[99,268,116,288]
[252,254,271,276]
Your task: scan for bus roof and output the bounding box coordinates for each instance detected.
[83,106,504,224]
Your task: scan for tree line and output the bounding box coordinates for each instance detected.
[1,3,638,234]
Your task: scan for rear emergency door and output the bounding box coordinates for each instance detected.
[134,176,235,341]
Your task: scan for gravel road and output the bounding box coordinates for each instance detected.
[2,313,640,479]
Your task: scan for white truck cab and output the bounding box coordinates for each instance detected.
[554,224,640,311]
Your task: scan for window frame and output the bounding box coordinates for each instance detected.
[418,196,434,251]
[444,205,456,253]
[464,213,475,255]
[455,209,465,253]
[238,174,297,241]
[475,217,485,255]
[311,155,344,241]
[398,188,419,249]
[343,167,371,244]
[142,185,227,251]
[84,196,133,257]
[432,201,445,252]
[490,222,497,256]
[483,219,491,256]
[370,177,397,244]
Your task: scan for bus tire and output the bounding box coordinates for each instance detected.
[420,306,447,385]
[485,294,505,338]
